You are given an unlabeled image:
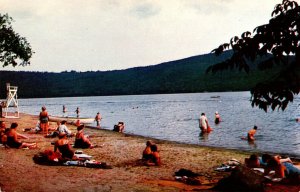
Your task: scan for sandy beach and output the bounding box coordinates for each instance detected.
[0,113,299,192]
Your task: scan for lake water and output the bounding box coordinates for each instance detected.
[18,92,300,158]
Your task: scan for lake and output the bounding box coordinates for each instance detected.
[18,91,300,158]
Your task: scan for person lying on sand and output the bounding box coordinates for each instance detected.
[264,156,300,181]
[5,122,37,149]
[73,125,95,149]
[245,153,294,169]
[24,121,58,135]
[44,121,60,138]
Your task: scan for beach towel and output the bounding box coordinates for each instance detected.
[33,150,62,166]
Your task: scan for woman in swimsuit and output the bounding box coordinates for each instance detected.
[5,123,37,149]
[39,106,49,135]
[54,133,75,159]
[214,111,221,124]
[73,125,94,149]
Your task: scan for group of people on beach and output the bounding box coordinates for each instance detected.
[1,106,160,167]
[142,140,161,166]
[0,121,37,149]
[245,153,300,181]
[53,124,96,160]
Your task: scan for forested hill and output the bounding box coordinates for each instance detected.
[0,51,282,98]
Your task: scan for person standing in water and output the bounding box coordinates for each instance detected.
[95,112,102,127]
[247,125,258,141]
[75,107,80,118]
[199,113,208,132]
[214,111,221,124]
[62,105,67,117]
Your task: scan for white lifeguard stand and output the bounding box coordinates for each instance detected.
[3,83,19,118]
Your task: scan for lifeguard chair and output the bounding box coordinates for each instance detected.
[3,83,19,118]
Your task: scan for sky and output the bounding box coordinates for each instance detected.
[0,0,294,72]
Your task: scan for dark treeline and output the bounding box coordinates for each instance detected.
[0,51,286,98]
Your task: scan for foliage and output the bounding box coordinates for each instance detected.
[0,13,33,67]
[0,51,286,99]
[207,0,300,112]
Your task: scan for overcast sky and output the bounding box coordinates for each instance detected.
[0,0,292,72]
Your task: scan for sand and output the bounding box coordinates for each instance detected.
[0,113,299,192]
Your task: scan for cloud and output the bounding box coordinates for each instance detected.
[184,0,232,15]
[130,2,161,19]
[0,0,292,72]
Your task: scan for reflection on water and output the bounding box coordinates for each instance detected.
[17,91,300,157]
[247,140,257,149]
[199,132,210,141]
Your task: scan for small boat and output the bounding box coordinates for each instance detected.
[210,96,220,99]
[49,116,95,125]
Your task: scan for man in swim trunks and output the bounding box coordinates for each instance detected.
[199,113,209,132]
[5,123,37,148]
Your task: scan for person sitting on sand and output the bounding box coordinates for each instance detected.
[34,120,42,133]
[5,123,37,149]
[113,122,125,133]
[247,125,258,141]
[0,121,7,144]
[73,125,95,149]
[58,120,74,137]
[54,133,75,160]
[75,119,81,127]
[245,154,260,168]
[145,144,161,166]
[45,121,61,138]
[142,140,154,160]
[0,121,5,129]
[23,120,42,134]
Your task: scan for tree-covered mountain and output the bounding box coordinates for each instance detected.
[0,51,285,98]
